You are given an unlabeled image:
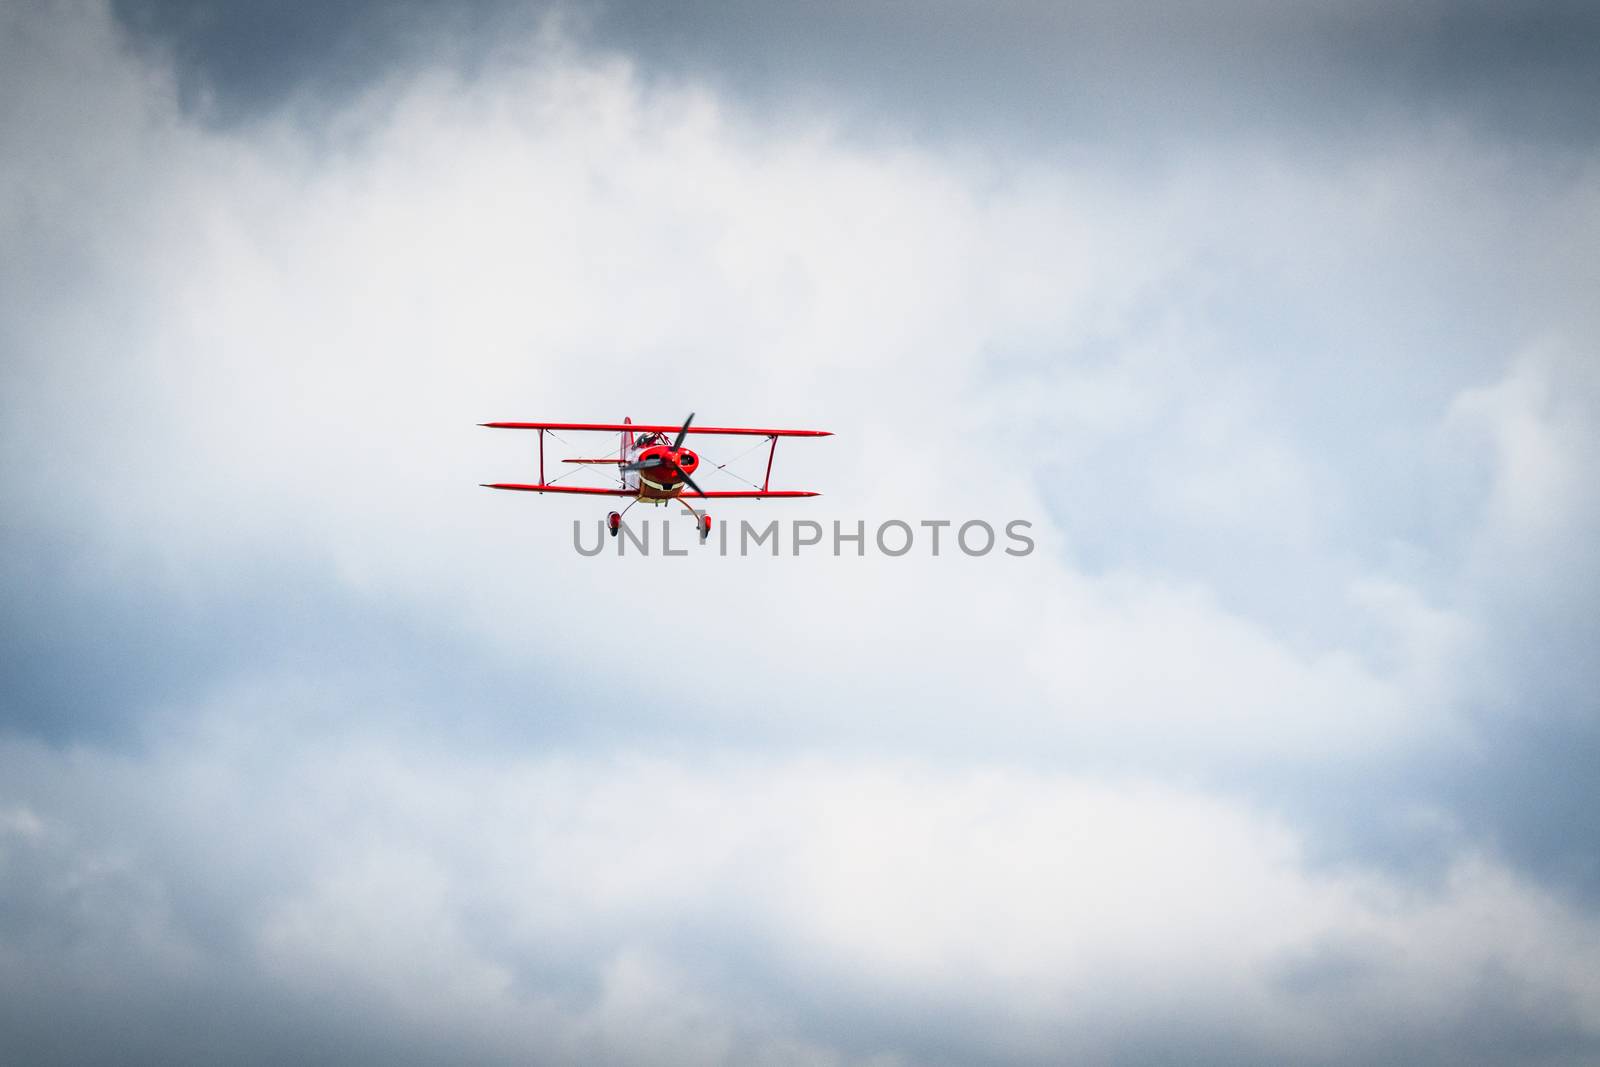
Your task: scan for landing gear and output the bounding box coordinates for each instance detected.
[677,500,713,543]
[608,498,642,537]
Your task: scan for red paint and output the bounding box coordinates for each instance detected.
[481,415,827,538]
[481,484,632,495]
[481,483,817,498]
[482,422,831,437]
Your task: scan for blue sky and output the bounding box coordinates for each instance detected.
[3,2,1600,1063]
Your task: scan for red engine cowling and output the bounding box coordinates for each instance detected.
[636,446,699,499]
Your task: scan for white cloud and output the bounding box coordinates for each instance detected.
[1449,345,1600,570]
[4,3,1600,1062]
[4,727,1600,1064]
[3,0,1543,767]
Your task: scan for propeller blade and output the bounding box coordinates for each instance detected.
[680,471,706,498]
[673,412,695,451]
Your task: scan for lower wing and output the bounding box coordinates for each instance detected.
[683,490,819,498]
[481,484,818,498]
[480,484,632,495]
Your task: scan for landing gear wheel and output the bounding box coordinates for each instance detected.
[607,511,621,537]
[700,514,712,542]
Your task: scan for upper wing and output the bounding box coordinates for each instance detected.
[481,422,831,437]
[480,483,632,495]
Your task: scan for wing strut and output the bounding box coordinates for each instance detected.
[762,435,778,492]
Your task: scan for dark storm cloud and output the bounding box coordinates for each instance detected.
[112,0,531,124]
[587,0,1600,147]
[115,0,1600,146]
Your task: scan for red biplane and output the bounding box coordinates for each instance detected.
[480,413,830,540]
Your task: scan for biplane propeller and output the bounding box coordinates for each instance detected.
[480,412,829,541]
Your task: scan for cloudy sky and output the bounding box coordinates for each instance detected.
[3,1,1599,1063]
